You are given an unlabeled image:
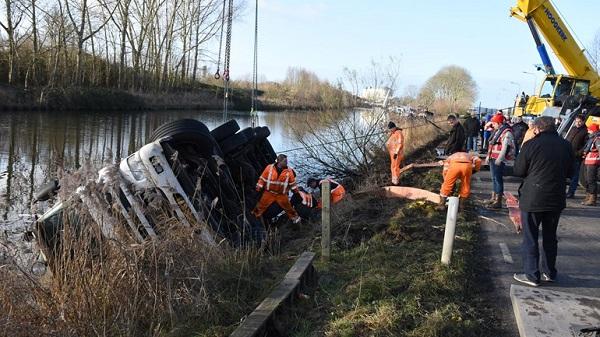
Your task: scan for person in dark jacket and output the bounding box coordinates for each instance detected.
[463,113,480,152]
[512,116,574,287]
[565,115,588,198]
[511,116,529,156]
[445,115,466,155]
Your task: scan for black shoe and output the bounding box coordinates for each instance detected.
[513,273,540,287]
[566,193,574,199]
[541,273,555,282]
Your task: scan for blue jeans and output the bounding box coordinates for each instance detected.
[489,160,505,194]
[567,160,582,195]
[521,210,560,281]
[466,136,478,152]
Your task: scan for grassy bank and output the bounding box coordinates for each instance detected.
[279,161,503,336]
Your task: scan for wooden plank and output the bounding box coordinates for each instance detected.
[230,279,300,337]
[321,180,331,261]
[284,252,316,281]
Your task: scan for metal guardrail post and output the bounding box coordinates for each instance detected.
[321,180,331,261]
[441,196,459,265]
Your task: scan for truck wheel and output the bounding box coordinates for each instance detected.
[220,132,250,155]
[150,119,210,142]
[211,119,240,142]
[254,126,270,139]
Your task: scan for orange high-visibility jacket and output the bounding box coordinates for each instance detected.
[386,129,404,156]
[443,152,482,175]
[489,128,515,160]
[321,178,346,204]
[256,164,299,194]
[584,134,600,166]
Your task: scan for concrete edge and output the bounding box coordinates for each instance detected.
[509,284,526,337]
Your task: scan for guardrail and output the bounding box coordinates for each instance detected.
[229,251,317,337]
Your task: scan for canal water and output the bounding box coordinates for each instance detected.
[0,110,317,221]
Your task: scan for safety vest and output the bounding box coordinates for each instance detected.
[299,191,314,208]
[256,164,298,194]
[443,152,482,174]
[321,178,346,204]
[489,128,514,160]
[386,129,404,156]
[584,135,600,166]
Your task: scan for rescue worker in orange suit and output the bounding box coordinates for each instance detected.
[386,122,404,185]
[582,123,600,206]
[307,177,346,208]
[437,152,482,210]
[253,154,301,224]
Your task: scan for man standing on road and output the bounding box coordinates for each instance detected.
[386,122,404,185]
[582,123,600,206]
[512,116,574,287]
[445,114,466,155]
[464,113,480,152]
[565,115,588,198]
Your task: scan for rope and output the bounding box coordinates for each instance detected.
[214,0,227,79]
[250,0,259,127]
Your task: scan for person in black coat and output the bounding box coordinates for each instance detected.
[445,114,466,155]
[511,116,529,156]
[463,113,480,151]
[565,115,588,198]
[512,116,574,287]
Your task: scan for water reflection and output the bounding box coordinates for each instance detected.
[0,110,311,220]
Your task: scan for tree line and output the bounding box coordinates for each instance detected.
[0,0,226,92]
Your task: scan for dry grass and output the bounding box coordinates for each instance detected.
[0,166,290,337]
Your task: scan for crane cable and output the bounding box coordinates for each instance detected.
[250,0,259,127]
[220,0,234,121]
[214,0,227,80]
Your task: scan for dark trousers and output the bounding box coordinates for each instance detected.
[585,164,599,194]
[521,210,560,281]
[466,136,478,152]
[567,160,582,195]
[489,160,505,194]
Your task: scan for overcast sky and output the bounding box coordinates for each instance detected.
[227,0,600,108]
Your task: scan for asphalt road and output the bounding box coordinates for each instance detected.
[471,171,600,337]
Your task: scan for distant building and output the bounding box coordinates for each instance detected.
[360,87,393,106]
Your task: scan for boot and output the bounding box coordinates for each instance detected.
[487,194,503,209]
[484,192,497,205]
[582,193,597,206]
[581,193,592,205]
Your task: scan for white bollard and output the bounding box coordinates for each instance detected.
[441,196,459,265]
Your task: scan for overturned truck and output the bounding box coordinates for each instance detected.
[34,119,308,269]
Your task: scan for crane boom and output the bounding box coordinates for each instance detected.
[510,0,600,96]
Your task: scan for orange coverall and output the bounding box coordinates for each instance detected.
[386,129,404,185]
[253,164,300,221]
[316,178,346,208]
[440,152,482,198]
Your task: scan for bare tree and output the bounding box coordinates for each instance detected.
[1,0,24,84]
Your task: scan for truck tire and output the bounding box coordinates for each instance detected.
[254,126,270,139]
[211,119,240,142]
[238,127,257,143]
[220,132,250,155]
[150,119,211,142]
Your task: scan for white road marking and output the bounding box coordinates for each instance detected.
[499,242,513,264]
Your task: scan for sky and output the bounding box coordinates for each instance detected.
[226,0,600,108]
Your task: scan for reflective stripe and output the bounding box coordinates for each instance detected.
[266,165,274,191]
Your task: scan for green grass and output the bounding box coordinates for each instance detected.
[278,167,502,337]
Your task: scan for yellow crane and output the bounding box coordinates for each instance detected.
[510,0,600,121]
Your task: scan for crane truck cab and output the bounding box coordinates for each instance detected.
[517,75,591,116]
